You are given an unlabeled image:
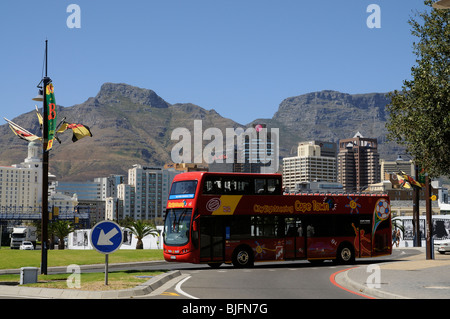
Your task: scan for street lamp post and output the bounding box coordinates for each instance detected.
[425,174,434,259]
[41,75,50,275]
[413,164,421,247]
[32,40,52,275]
[396,155,421,247]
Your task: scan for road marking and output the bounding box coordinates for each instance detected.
[329,267,376,299]
[161,292,180,296]
[175,276,199,299]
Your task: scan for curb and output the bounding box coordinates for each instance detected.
[0,260,168,276]
[0,270,182,299]
[335,266,408,299]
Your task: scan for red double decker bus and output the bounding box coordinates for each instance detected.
[163,172,391,267]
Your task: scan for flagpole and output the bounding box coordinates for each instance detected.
[41,39,51,275]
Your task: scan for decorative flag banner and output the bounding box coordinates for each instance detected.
[4,118,41,142]
[57,122,93,142]
[418,167,427,186]
[394,173,412,189]
[45,83,57,150]
[400,171,423,188]
[35,105,43,130]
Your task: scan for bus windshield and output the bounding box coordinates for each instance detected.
[169,181,198,199]
[164,208,192,246]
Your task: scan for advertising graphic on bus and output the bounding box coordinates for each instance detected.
[163,172,392,267]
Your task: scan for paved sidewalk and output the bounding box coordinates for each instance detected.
[0,262,182,299]
[336,247,450,299]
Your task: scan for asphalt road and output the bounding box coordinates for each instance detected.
[170,262,361,299]
[135,248,420,299]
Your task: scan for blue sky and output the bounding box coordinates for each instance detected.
[0,0,428,125]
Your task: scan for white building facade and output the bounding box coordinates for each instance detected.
[106,165,182,221]
[283,142,337,191]
[0,142,43,214]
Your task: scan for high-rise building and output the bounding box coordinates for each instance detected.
[0,142,86,226]
[282,141,337,191]
[0,142,43,213]
[337,132,380,192]
[379,158,415,181]
[107,165,181,221]
[209,124,278,174]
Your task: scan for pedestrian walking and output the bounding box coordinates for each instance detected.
[392,229,397,245]
[396,229,401,247]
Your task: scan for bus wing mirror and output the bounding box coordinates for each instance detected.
[193,220,198,232]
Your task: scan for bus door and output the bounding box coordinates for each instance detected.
[199,216,225,263]
[358,217,372,257]
[284,217,305,259]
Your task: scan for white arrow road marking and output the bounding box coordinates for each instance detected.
[97,228,119,246]
[175,276,198,299]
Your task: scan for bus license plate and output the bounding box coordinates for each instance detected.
[171,256,176,260]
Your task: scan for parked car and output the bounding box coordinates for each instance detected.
[434,239,450,254]
[19,241,34,250]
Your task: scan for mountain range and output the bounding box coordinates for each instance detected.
[0,83,401,181]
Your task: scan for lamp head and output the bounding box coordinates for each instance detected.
[32,89,44,102]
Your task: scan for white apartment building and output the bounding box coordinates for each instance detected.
[0,142,43,213]
[48,192,78,217]
[106,165,181,221]
[379,158,415,181]
[283,142,337,191]
[0,142,82,221]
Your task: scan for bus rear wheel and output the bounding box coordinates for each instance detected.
[336,244,355,265]
[232,246,254,268]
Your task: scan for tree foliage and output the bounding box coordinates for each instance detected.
[386,0,450,177]
[127,219,159,249]
[49,220,75,250]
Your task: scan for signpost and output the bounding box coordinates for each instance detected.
[90,221,123,285]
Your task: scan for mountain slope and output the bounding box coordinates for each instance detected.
[0,83,241,181]
[0,84,399,181]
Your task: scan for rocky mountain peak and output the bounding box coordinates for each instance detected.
[96,83,170,109]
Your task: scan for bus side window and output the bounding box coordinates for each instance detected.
[267,178,281,194]
[203,180,213,194]
[255,179,267,194]
[203,177,223,194]
[285,217,303,237]
[254,178,281,195]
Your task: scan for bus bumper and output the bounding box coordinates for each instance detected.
[164,251,198,263]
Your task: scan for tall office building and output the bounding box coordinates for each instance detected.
[209,124,278,174]
[107,165,181,221]
[379,158,415,181]
[0,142,43,213]
[282,141,337,191]
[0,142,84,225]
[337,132,380,192]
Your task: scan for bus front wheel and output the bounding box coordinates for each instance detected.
[232,246,254,268]
[336,244,355,265]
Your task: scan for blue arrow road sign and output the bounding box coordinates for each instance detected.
[90,220,123,254]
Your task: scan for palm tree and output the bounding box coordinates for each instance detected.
[128,220,159,249]
[50,220,75,250]
[392,217,405,233]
